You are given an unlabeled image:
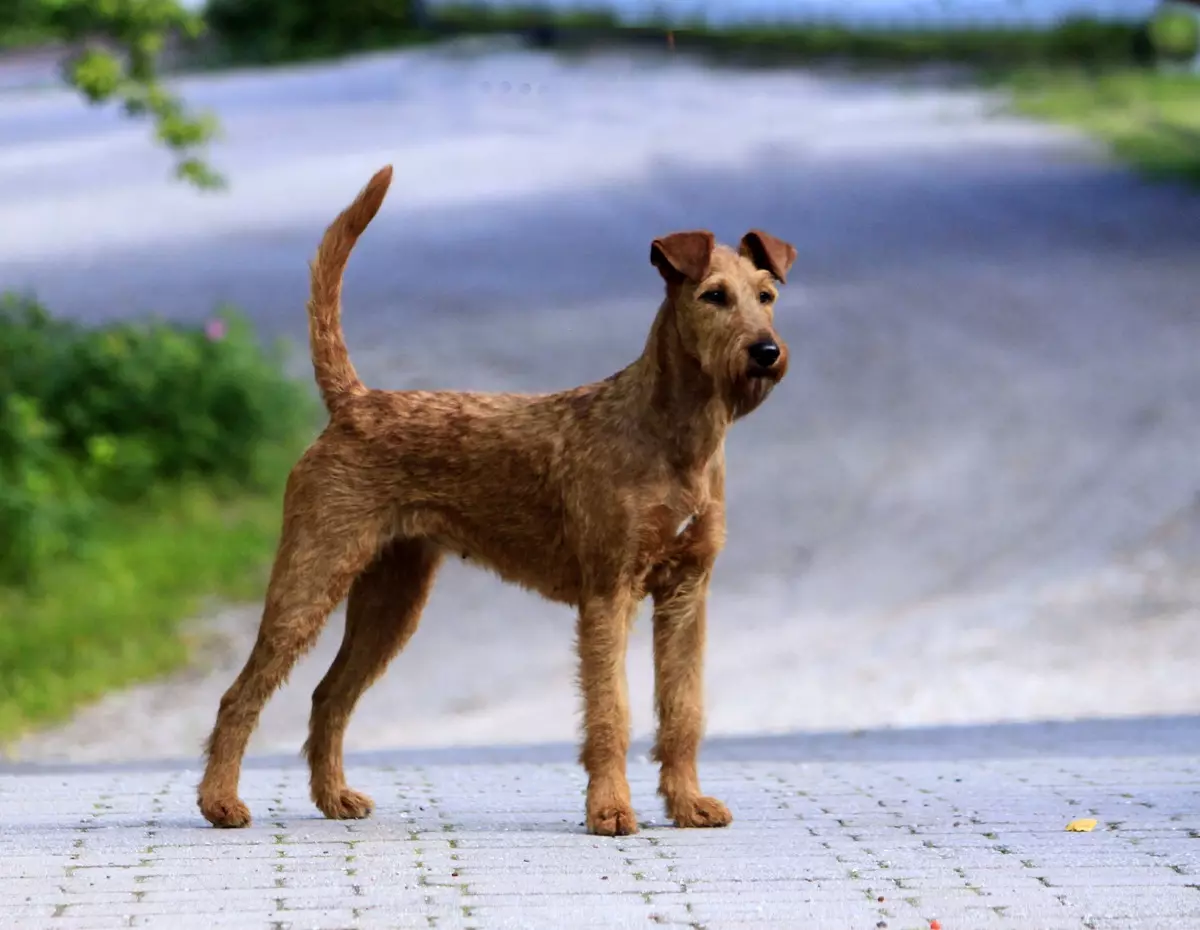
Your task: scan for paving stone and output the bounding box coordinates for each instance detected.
[2,751,1199,928]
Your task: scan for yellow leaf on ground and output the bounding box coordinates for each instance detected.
[1065,818,1098,832]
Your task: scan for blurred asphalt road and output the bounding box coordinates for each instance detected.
[2,44,1200,764]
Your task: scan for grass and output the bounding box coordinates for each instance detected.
[1005,68,1200,184]
[0,465,293,746]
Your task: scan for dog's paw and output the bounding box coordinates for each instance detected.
[316,787,375,820]
[587,803,640,837]
[199,796,252,829]
[670,795,733,829]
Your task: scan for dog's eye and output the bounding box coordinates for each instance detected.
[759,291,774,304]
[700,289,726,306]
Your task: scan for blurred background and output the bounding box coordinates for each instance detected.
[1,0,1198,765]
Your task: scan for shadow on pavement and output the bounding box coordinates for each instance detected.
[5,129,1197,342]
[4,715,1197,776]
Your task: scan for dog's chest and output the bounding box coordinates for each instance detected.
[672,512,697,539]
[637,492,705,573]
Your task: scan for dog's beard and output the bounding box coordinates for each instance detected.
[730,374,776,420]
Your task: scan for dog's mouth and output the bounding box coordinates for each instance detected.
[746,356,787,382]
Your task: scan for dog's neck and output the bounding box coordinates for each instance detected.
[619,297,729,469]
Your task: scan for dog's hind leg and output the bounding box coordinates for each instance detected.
[649,526,732,829]
[197,491,384,829]
[304,537,442,820]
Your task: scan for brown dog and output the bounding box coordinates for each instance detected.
[197,165,794,837]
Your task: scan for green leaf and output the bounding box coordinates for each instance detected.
[43,0,225,190]
[66,48,123,103]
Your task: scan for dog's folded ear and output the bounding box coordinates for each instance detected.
[651,231,715,284]
[739,230,797,284]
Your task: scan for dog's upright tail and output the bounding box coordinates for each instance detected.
[307,164,394,413]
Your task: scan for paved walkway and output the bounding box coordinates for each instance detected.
[4,718,1200,929]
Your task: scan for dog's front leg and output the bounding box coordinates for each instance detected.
[577,589,638,836]
[650,566,732,829]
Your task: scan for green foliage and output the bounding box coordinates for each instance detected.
[0,0,54,46]
[0,293,315,739]
[432,3,617,33]
[202,0,1147,71]
[0,394,93,588]
[564,15,1146,69]
[1149,5,1200,62]
[205,0,427,64]
[0,293,318,587]
[2,0,222,189]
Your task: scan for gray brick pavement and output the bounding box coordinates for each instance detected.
[3,726,1200,930]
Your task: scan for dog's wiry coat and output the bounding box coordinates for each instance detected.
[197,165,795,836]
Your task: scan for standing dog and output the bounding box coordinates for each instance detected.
[197,165,794,836]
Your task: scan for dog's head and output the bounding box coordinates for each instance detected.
[650,228,795,419]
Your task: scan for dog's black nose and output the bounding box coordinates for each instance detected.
[747,340,781,369]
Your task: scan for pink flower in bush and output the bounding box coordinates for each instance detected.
[205,318,227,341]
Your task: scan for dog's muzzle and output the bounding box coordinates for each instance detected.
[746,339,782,376]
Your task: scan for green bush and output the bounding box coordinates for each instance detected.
[0,393,93,587]
[1044,17,1147,66]
[0,0,55,48]
[0,294,318,587]
[432,2,617,33]
[667,16,1144,68]
[1149,5,1200,62]
[200,0,1144,70]
[205,0,426,63]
